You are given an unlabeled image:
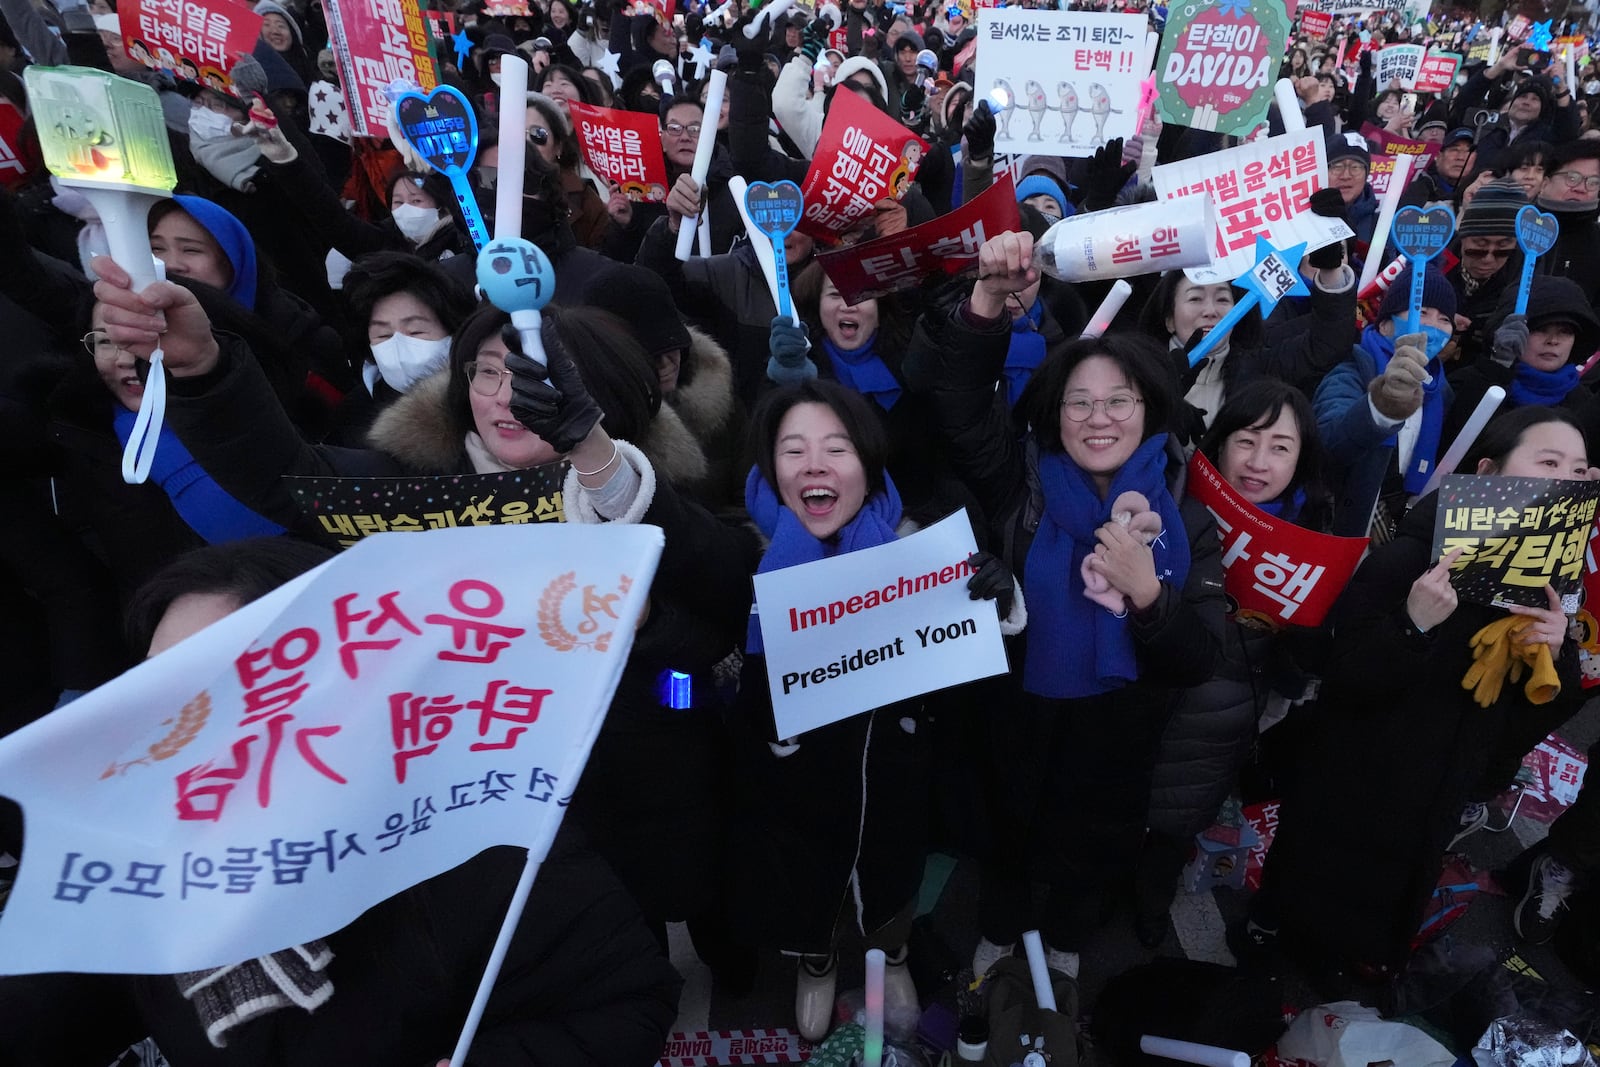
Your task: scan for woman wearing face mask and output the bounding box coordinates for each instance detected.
[1241,407,1594,992]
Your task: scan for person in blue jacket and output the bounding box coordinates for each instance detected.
[1312,264,1457,537]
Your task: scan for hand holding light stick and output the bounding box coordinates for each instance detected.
[677,69,728,260]
[1356,152,1413,293]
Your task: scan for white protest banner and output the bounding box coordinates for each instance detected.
[976,8,1146,159]
[1152,127,1353,283]
[0,524,660,975]
[1036,192,1216,281]
[752,512,1008,739]
[1373,43,1425,88]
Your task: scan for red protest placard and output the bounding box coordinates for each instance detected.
[815,173,1021,304]
[568,102,670,202]
[324,0,440,138]
[117,0,261,93]
[1507,14,1530,41]
[1301,10,1331,37]
[1186,453,1368,629]
[1360,123,1440,196]
[798,90,928,241]
[1414,50,1461,94]
[0,97,39,191]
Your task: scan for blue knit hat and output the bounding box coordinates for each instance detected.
[1377,263,1456,325]
[1016,174,1073,219]
[171,195,260,311]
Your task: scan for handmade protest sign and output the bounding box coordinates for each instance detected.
[1186,454,1368,628]
[1513,204,1560,315]
[1494,735,1589,820]
[1414,50,1461,94]
[323,0,439,137]
[976,8,1145,158]
[798,90,926,240]
[0,524,661,975]
[1152,127,1351,283]
[1432,474,1600,611]
[815,173,1020,304]
[394,84,490,250]
[744,180,805,323]
[1036,192,1216,282]
[286,469,568,548]
[117,0,261,92]
[1154,0,1289,136]
[567,102,670,202]
[752,512,1008,739]
[1359,124,1439,196]
[1506,14,1530,42]
[1373,43,1425,88]
[1389,204,1455,335]
[1300,10,1332,37]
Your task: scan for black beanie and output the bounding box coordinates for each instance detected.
[1496,276,1600,359]
[1456,178,1529,239]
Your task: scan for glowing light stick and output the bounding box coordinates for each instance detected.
[1413,386,1505,501]
[393,85,491,251]
[1186,236,1309,368]
[863,948,885,1067]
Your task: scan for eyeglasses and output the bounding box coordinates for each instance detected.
[1551,170,1600,192]
[1061,395,1142,423]
[1328,160,1368,176]
[1461,244,1515,260]
[81,330,128,358]
[664,121,702,137]
[465,360,514,397]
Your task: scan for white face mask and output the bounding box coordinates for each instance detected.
[490,71,503,86]
[370,332,452,392]
[391,202,443,244]
[188,105,235,141]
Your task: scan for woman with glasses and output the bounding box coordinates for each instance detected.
[903,231,1224,982]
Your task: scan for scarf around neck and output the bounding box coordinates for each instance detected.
[1002,298,1047,409]
[1022,433,1190,699]
[1510,361,1580,407]
[113,407,284,543]
[1359,323,1445,495]
[823,334,901,410]
[744,465,902,654]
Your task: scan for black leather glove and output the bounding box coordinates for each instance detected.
[874,3,896,33]
[966,550,1015,619]
[800,16,828,61]
[901,84,926,123]
[1306,186,1348,270]
[1175,398,1209,448]
[1084,137,1136,208]
[502,322,604,454]
[962,100,995,161]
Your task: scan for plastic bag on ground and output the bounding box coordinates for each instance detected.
[1275,1001,1455,1067]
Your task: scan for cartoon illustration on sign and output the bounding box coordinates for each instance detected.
[1058,82,1080,143]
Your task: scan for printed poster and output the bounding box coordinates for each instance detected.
[751,512,1008,739]
[975,9,1146,158]
[324,0,440,137]
[568,102,670,202]
[0,524,661,975]
[1300,10,1333,37]
[1360,123,1439,196]
[1432,474,1600,611]
[815,173,1020,304]
[1154,0,1290,136]
[117,0,262,93]
[1373,43,1425,88]
[1491,734,1589,824]
[286,469,568,548]
[1414,50,1461,94]
[1186,454,1368,629]
[797,90,927,240]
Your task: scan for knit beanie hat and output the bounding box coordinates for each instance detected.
[834,56,889,103]
[228,54,269,101]
[1456,178,1528,239]
[895,30,924,53]
[254,1,303,44]
[1016,174,1072,218]
[1378,263,1457,323]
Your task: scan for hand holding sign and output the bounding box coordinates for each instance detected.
[1514,204,1560,315]
[744,180,805,324]
[1186,236,1308,368]
[394,85,491,251]
[1408,546,1463,633]
[1390,205,1456,337]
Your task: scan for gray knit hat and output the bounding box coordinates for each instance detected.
[1456,177,1528,240]
[227,54,269,100]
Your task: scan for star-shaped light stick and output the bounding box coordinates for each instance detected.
[1185,236,1308,368]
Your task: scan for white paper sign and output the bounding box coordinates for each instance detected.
[1373,44,1426,89]
[752,512,1009,739]
[1151,127,1354,283]
[975,9,1147,159]
[0,524,661,975]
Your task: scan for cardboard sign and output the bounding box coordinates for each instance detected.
[1186,453,1368,629]
[0,524,661,975]
[324,0,440,138]
[1301,10,1332,37]
[976,9,1146,158]
[1359,123,1439,196]
[567,102,670,202]
[1154,0,1289,136]
[751,511,1009,739]
[1373,43,1425,88]
[286,469,567,548]
[815,173,1021,304]
[117,0,261,93]
[1152,127,1352,283]
[1414,50,1461,94]
[1037,192,1217,282]
[797,90,927,239]
[1433,474,1600,611]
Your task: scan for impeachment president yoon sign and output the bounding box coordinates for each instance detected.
[753,512,1010,738]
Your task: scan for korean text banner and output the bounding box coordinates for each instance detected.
[323,0,438,138]
[815,173,1020,304]
[752,512,1008,739]
[1432,474,1600,611]
[1373,44,1425,89]
[568,103,670,202]
[1414,51,1461,94]
[1360,123,1439,196]
[1155,0,1289,136]
[798,90,927,240]
[1186,454,1368,628]
[1152,127,1352,283]
[975,9,1146,159]
[285,469,567,548]
[1300,10,1332,37]
[1578,524,1600,688]
[117,0,261,93]
[0,524,661,975]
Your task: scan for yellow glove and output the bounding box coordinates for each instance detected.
[1462,617,1522,709]
[1512,633,1562,705]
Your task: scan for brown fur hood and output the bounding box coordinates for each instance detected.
[671,326,736,443]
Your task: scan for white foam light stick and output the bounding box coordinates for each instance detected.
[1139,1036,1249,1067]
[729,174,785,320]
[1081,280,1133,338]
[863,948,886,1067]
[744,0,796,39]
[1275,77,1305,133]
[697,210,712,257]
[494,53,530,241]
[1020,930,1058,1013]
[1356,152,1413,293]
[1414,386,1506,501]
[676,68,728,260]
[1567,46,1578,94]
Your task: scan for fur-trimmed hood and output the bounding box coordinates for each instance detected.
[671,326,736,444]
[364,369,713,487]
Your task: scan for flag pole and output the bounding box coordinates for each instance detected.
[448,851,542,1064]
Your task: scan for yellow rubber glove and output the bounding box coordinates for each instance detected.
[1462,616,1522,709]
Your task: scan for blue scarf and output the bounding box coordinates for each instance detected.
[1510,361,1580,407]
[744,466,902,654]
[1359,323,1445,495]
[1022,434,1191,698]
[114,407,285,543]
[1002,298,1047,409]
[1256,486,1307,521]
[823,335,901,410]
